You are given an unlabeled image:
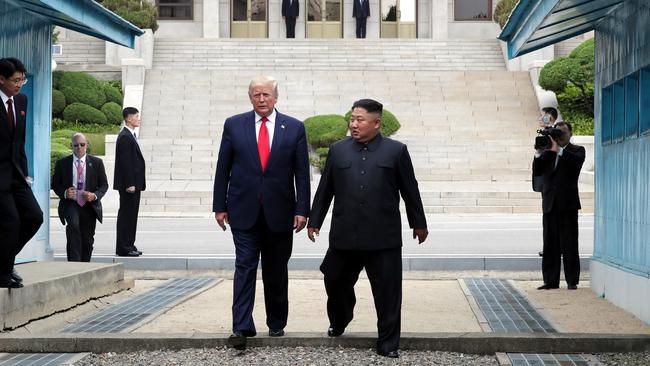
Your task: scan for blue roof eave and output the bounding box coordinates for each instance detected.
[20,0,144,48]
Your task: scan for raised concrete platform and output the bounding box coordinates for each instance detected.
[0,262,132,330]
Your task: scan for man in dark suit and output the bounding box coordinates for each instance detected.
[353,0,370,38]
[282,0,299,38]
[0,57,43,289]
[532,121,585,290]
[52,133,108,262]
[213,76,310,350]
[113,107,145,257]
[307,99,428,358]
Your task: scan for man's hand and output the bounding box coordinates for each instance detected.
[307,227,319,242]
[82,191,96,202]
[546,136,559,153]
[413,228,428,244]
[66,186,77,200]
[215,212,229,231]
[294,215,307,233]
[126,186,136,193]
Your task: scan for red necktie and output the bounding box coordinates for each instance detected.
[258,117,270,171]
[6,99,15,134]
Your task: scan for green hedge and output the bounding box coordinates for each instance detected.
[493,0,517,28]
[101,102,123,125]
[343,109,401,136]
[304,114,348,148]
[63,103,108,125]
[562,111,594,136]
[59,72,106,109]
[52,118,120,134]
[52,89,66,116]
[52,70,64,90]
[102,83,123,105]
[51,142,71,176]
[98,0,159,32]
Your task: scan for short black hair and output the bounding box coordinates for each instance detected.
[541,107,558,121]
[352,99,383,115]
[122,107,139,119]
[0,58,26,78]
[555,121,573,133]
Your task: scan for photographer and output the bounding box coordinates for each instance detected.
[532,114,585,291]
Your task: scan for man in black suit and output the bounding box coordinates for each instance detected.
[307,99,428,358]
[213,76,310,350]
[282,0,299,38]
[52,133,108,262]
[532,121,585,290]
[114,107,145,257]
[0,58,43,289]
[352,0,370,38]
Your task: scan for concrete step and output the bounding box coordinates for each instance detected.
[0,262,132,330]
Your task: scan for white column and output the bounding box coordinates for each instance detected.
[204,0,221,37]
[430,0,447,39]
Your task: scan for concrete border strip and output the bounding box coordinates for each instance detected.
[495,352,512,365]
[458,279,492,332]
[1,333,649,354]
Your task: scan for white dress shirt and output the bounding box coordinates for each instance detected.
[0,89,16,124]
[255,109,277,149]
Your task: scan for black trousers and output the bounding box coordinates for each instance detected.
[231,212,293,334]
[63,203,97,262]
[542,208,580,286]
[355,16,367,38]
[320,247,402,353]
[285,16,297,38]
[0,177,43,275]
[116,190,141,255]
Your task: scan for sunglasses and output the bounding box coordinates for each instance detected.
[73,143,87,147]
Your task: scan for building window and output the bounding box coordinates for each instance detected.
[601,86,612,144]
[454,0,492,21]
[612,79,625,142]
[157,0,193,20]
[640,67,650,136]
[625,71,639,139]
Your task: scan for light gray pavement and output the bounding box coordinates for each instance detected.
[49,214,594,258]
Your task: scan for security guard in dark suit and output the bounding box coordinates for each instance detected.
[532,121,585,290]
[308,99,428,358]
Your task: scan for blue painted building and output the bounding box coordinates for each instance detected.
[0,0,142,261]
[499,0,650,323]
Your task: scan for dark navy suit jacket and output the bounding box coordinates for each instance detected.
[353,0,370,18]
[213,110,310,232]
[0,93,28,190]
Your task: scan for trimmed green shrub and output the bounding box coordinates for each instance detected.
[304,114,348,148]
[313,147,330,172]
[52,89,66,116]
[52,71,64,90]
[493,0,517,28]
[51,142,71,176]
[59,72,106,109]
[52,118,120,134]
[101,102,123,125]
[343,109,401,136]
[63,103,108,125]
[562,111,594,136]
[102,83,123,105]
[98,0,159,32]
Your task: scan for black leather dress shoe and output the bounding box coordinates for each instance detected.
[538,251,544,257]
[268,329,285,337]
[567,284,578,290]
[228,332,247,350]
[117,250,140,257]
[11,269,23,283]
[377,350,399,358]
[537,284,559,290]
[0,275,23,289]
[327,326,344,337]
[136,251,143,255]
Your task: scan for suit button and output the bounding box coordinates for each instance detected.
[360,185,365,190]
[360,170,365,175]
[362,157,367,161]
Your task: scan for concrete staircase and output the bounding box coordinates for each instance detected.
[100,39,592,215]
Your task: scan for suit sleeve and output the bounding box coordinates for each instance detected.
[213,119,234,213]
[397,146,427,229]
[51,158,66,199]
[294,122,311,217]
[93,157,109,201]
[307,147,335,229]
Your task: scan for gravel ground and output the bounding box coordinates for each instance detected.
[597,351,650,365]
[74,346,499,365]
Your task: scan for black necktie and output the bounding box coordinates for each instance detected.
[6,99,15,134]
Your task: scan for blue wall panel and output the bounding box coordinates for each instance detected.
[594,0,650,276]
[0,2,52,260]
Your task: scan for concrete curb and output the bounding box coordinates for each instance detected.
[0,333,648,354]
[54,256,592,271]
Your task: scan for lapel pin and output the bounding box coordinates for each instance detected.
[281,124,285,129]
[20,111,25,116]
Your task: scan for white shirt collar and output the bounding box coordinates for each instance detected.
[74,154,87,164]
[255,109,277,125]
[0,89,12,106]
[124,125,136,135]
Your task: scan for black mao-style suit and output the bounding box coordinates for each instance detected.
[282,0,299,38]
[352,0,370,38]
[52,154,108,262]
[308,134,427,354]
[532,142,585,287]
[113,127,146,255]
[0,93,43,278]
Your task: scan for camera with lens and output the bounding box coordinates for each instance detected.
[535,127,564,150]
